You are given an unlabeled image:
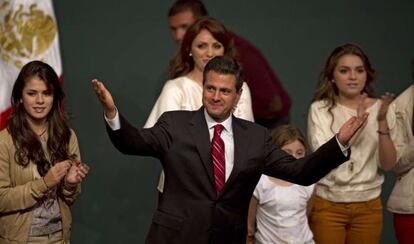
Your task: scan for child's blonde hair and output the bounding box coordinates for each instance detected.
[270,125,307,151]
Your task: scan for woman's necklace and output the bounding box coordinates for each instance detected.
[28,118,48,137]
[39,128,46,136]
[37,127,47,137]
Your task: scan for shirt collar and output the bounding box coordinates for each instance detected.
[204,108,233,134]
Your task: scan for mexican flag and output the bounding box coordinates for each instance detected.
[0,0,62,130]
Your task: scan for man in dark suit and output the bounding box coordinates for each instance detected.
[92,56,367,244]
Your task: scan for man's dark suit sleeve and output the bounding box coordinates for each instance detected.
[263,133,349,186]
[105,113,172,158]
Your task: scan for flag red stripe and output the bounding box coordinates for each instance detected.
[0,107,12,130]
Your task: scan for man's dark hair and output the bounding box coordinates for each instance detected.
[168,0,208,18]
[203,56,244,92]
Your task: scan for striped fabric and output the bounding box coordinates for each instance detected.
[212,124,225,194]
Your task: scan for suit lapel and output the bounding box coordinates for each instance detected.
[189,108,216,190]
[219,117,249,196]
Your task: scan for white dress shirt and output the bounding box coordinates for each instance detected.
[204,109,234,181]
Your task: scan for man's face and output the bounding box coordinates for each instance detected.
[202,71,241,122]
[168,10,196,44]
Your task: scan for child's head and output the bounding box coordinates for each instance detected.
[271,125,307,159]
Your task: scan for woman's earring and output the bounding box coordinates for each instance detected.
[189,52,192,57]
[331,79,335,83]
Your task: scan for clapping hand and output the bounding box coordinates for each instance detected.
[65,161,90,185]
[377,92,395,122]
[356,93,368,118]
[43,160,71,189]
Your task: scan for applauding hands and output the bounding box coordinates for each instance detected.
[43,160,90,189]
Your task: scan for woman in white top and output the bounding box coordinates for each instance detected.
[387,59,414,244]
[247,125,315,244]
[145,17,254,192]
[307,43,397,244]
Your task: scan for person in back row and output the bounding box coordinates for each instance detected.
[167,0,291,129]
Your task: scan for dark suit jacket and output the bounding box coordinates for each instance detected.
[107,108,349,244]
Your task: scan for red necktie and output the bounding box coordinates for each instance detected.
[212,124,225,194]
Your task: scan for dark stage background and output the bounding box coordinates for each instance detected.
[53,1,414,243]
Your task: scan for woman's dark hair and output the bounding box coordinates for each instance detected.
[7,60,74,176]
[169,17,235,78]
